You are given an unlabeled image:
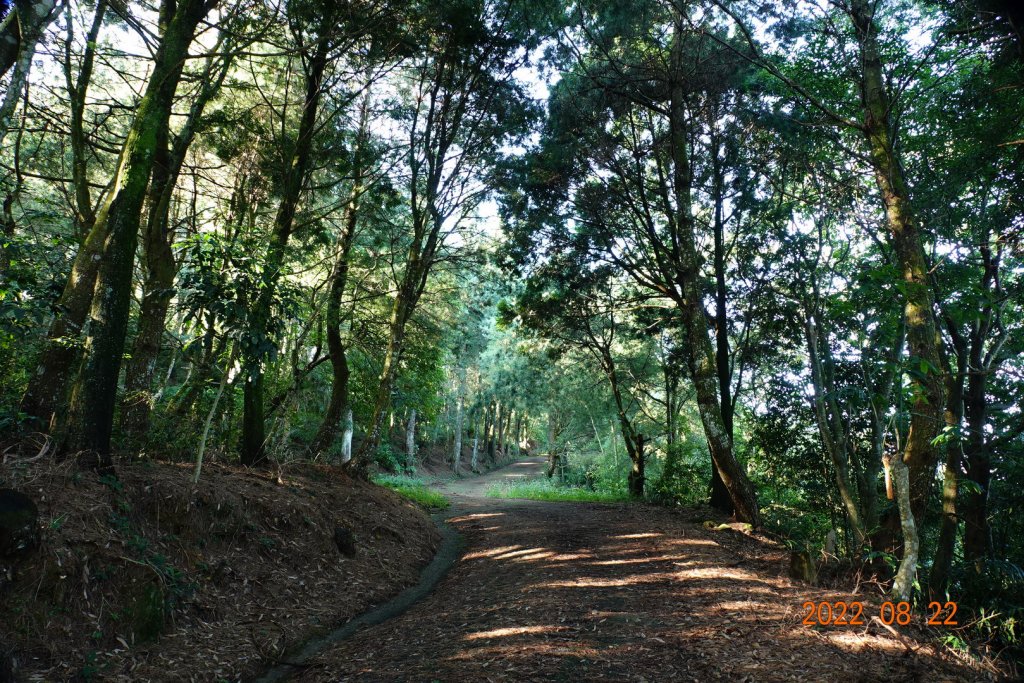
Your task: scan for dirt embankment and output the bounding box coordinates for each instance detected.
[0,457,440,682]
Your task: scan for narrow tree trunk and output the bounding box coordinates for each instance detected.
[850,0,945,521]
[453,395,464,474]
[805,311,868,547]
[123,44,233,441]
[406,408,417,464]
[193,344,234,484]
[669,15,759,526]
[340,409,353,465]
[239,19,332,466]
[710,128,736,515]
[546,410,557,478]
[493,401,503,460]
[628,434,645,498]
[309,93,369,456]
[930,339,967,596]
[887,454,920,601]
[962,363,992,567]
[513,412,522,458]
[17,0,107,431]
[353,292,412,467]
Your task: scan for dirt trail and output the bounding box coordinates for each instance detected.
[291,458,997,682]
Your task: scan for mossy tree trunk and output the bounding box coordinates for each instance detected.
[668,14,759,526]
[122,44,234,441]
[65,0,218,469]
[18,0,107,432]
[850,0,946,521]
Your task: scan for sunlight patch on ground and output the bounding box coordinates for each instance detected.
[547,573,677,588]
[820,630,909,654]
[663,538,719,547]
[543,552,595,562]
[590,555,684,566]
[511,551,556,562]
[492,547,552,560]
[464,545,522,560]
[673,567,760,581]
[464,625,562,640]
[450,512,506,523]
[448,643,602,660]
[614,532,663,539]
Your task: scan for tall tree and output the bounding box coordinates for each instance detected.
[65,0,219,469]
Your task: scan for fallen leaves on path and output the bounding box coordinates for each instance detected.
[296,494,1007,682]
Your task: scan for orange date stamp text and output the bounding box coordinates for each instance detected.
[801,600,958,627]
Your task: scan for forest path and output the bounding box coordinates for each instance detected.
[292,458,983,682]
[432,454,549,497]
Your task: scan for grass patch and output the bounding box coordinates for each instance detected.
[372,474,450,509]
[486,478,631,503]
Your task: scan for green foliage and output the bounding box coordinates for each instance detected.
[649,440,713,507]
[372,474,450,509]
[486,478,630,503]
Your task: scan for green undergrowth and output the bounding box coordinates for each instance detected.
[486,478,631,503]
[372,474,450,509]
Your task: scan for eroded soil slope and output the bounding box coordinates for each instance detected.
[0,458,439,681]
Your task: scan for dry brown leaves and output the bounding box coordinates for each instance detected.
[294,495,1011,683]
[0,457,439,682]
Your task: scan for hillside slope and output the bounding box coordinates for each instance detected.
[0,458,440,681]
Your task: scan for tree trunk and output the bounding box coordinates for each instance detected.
[710,131,736,516]
[668,16,759,526]
[513,412,522,458]
[193,343,234,484]
[66,0,217,469]
[930,338,967,596]
[17,0,106,431]
[546,410,557,477]
[494,401,503,460]
[805,311,868,548]
[962,357,992,567]
[309,94,369,456]
[887,454,920,602]
[453,395,464,474]
[122,44,232,441]
[340,409,353,465]
[628,433,645,498]
[0,0,59,131]
[238,19,332,466]
[406,408,417,464]
[851,0,945,521]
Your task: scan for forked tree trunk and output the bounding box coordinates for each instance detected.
[805,311,868,548]
[66,0,218,470]
[122,45,233,441]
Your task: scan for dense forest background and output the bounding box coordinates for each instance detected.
[1,0,1022,664]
